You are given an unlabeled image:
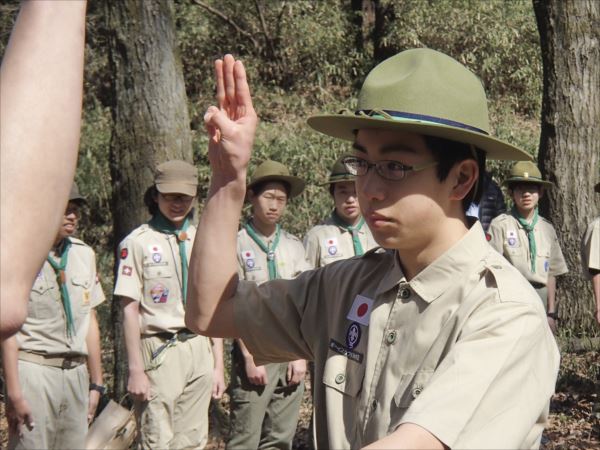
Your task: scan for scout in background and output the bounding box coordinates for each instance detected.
[488,161,568,332]
[114,160,225,449]
[228,160,311,450]
[1,183,105,449]
[465,171,506,231]
[304,156,377,268]
[187,50,559,449]
[581,181,600,325]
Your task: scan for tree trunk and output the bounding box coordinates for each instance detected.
[533,0,600,335]
[105,0,193,400]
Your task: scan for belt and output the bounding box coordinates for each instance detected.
[530,281,546,289]
[18,351,86,370]
[152,328,196,343]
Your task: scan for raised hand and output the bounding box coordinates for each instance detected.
[204,54,258,186]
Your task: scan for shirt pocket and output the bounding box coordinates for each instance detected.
[393,369,435,408]
[71,274,93,315]
[29,282,58,319]
[143,265,174,279]
[322,353,365,398]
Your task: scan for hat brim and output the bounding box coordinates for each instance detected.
[504,177,553,188]
[318,174,356,187]
[247,175,305,199]
[68,196,87,205]
[307,114,532,161]
[156,183,197,197]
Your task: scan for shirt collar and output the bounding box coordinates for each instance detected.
[375,221,489,303]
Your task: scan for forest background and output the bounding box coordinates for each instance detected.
[0,0,598,448]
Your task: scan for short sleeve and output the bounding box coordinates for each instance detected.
[233,269,323,365]
[303,229,321,269]
[398,301,560,448]
[113,238,143,302]
[487,219,504,254]
[548,227,568,277]
[293,240,314,274]
[90,252,106,308]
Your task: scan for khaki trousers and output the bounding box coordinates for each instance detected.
[8,360,88,450]
[227,354,304,450]
[136,334,213,450]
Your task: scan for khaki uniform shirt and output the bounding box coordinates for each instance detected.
[233,222,559,449]
[114,223,196,335]
[237,226,312,283]
[488,213,568,285]
[18,238,105,356]
[581,217,600,279]
[304,214,377,268]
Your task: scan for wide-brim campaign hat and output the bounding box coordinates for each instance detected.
[69,182,87,205]
[247,160,305,199]
[154,160,198,197]
[320,156,356,186]
[307,48,532,161]
[504,161,553,188]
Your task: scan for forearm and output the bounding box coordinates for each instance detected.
[0,0,87,338]
[362,423,445,450]
[237,338,255,362]
[122,299,145,373]
[186,179,246,337]
[86,310,103,385]
[592,272,600,312]
[1,336,23,401]
[546,275,557,312]
[211,338,225,371]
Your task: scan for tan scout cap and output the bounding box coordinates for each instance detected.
[154,160,198,196]
[504,161,553,188]
[69,182,87,204]
[247,160,305,199]
[320,156,356,186]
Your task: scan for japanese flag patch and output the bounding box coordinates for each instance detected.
[507,229,519,248]
[346,295,374,326]
[148,244,163,254]
[241,250,256,269]
[324,237,339,256]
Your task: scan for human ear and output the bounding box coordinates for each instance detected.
[449,159,479,202]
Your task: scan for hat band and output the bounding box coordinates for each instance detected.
[357,109,489,136]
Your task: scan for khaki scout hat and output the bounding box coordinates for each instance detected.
[504,161,553,188]
[247,160,305,199]
[154,160,198,197]
[320,156,356,186]
[307,48,532,161]
[69,182,87,205]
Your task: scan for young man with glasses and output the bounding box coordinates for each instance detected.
[186,49,560,449]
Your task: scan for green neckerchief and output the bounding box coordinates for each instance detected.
[244,220,281,280]
[149,212,190,304]
[511,206,539,273]
[332,210,365,256]
[46,238,75,337]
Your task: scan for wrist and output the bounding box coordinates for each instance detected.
[546,312,558,320]
[89,382,106,395]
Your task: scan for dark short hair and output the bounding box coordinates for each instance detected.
[423,135,485,211]
[249,180,291,198]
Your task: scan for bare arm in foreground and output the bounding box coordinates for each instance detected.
[0,0,87,338]
[185,55,258,337]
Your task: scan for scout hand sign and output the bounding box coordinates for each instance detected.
[204,54,258,184]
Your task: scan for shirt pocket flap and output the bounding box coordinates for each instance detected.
[31,281,51,294]
[143,265,173,279]
[394,370,434,408]
[71,275,91,289]
[322,353,364,397]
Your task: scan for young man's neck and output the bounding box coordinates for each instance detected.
[398,215,470,281]
[516,206,536,221]
[336,210,361,227]
[251,217,277,237]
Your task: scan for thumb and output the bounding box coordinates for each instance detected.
[287,363,293,382]
[204,106,233,134]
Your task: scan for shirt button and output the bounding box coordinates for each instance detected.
[399,287,411,299]
[335,373,345,384]
[413,384,423,398]
[385,330,397,345]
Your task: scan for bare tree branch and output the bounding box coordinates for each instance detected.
[192,0,260,50]
[253,0,276,58]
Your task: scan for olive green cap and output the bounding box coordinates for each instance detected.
[154,160,198,197]
[69,182,86,205]
[320,156,356,186]
[504,161,553,188]
[247,160,305,198]
[307,48,532,161]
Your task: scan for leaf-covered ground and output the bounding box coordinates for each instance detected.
[1,351,598,448]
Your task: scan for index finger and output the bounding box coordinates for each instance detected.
[214,59,225,110]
